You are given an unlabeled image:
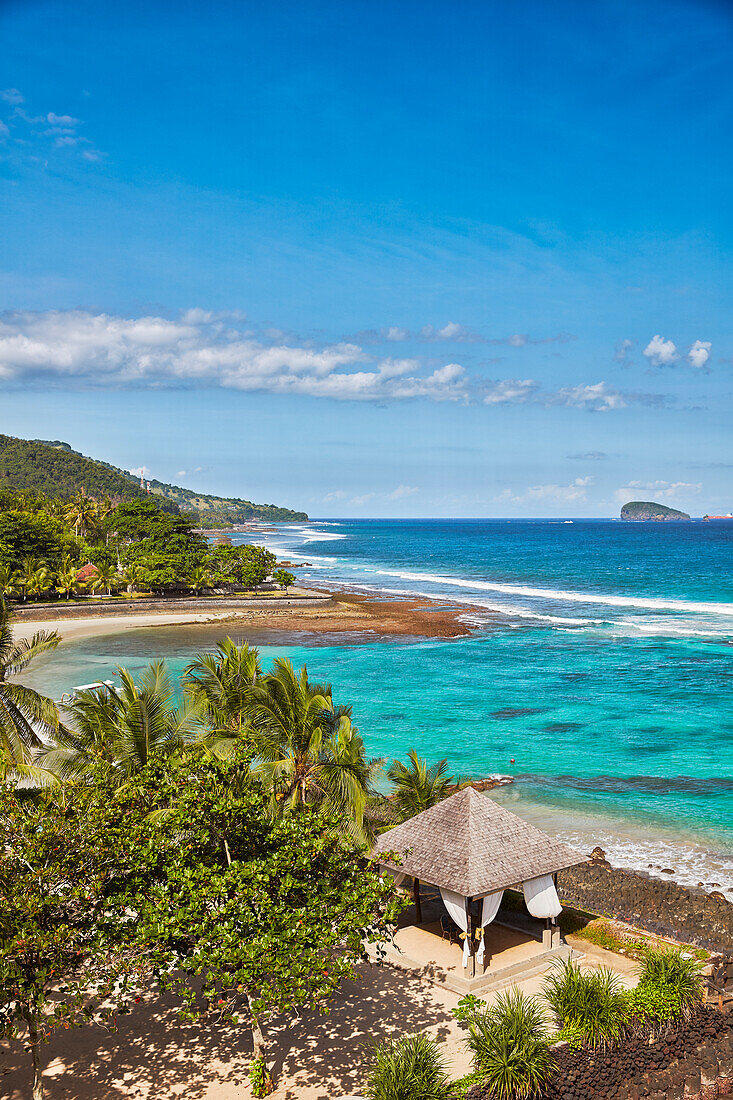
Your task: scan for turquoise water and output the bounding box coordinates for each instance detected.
[23,519,733,892]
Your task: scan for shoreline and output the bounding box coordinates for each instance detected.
[11,587,486,645]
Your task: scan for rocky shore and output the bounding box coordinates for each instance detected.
[558,853,733,952]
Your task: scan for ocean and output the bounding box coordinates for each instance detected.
[22,518,733,895]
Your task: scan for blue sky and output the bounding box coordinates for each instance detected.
[1,0,732,517]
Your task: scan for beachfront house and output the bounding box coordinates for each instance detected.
[372,787,586,993]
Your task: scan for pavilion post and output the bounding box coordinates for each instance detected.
[465,897,475,978]
[413,876,422,925]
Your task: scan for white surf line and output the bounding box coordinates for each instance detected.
[370,567,733,618]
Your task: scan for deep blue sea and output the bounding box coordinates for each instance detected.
[24,518,733,893]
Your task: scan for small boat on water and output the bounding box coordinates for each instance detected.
[59,680,115,705]
[703,514,733,520]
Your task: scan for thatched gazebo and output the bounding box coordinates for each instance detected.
[373,787,585,978]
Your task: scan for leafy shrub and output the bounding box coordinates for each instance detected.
[452,994,488,1027]
[248,1055,273,1097]
[627,982,683,1034]
[466,988,556,1100]
[365,1032,452,1100]
[636,946,703,1016]
[543,959,630,1049]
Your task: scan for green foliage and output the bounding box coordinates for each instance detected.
[635,945,704,1015]
[466,989,555,1100]
[110,500,208,592]
[1,753,403,1098]
[249,657,381,842]
[452,994,488,1026]
[273,568,296,590]
[0,509,79,571]
[365,1032,452,1100]
[0,434,151,502]
[248,1055,273,1097]
[562,916,646,957]
[626,982,683,1032]
[183,638,261,754]
[0,433,306,522]
[0,597,60,782]
[542,959,630,1049]
[40,661,207,782]
[207,542,277,587]
[386,749,454,821]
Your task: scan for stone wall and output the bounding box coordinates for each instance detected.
[545,1008,733,1100]
[557,862,733,952]
[466,1007,733,1100]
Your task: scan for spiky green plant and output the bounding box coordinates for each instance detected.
[636,945,703,1015]
[466,988,555,1100]
[365,1032,452,1100]
[542,959,630,1049]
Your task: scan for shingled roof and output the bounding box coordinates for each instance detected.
[372,787,585,898]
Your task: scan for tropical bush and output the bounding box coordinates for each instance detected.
[542,959,630,1049]
[634,945,704,1017]
[466,988,556,1100]
[365,1032,452,1100]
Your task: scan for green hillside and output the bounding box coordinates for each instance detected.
[0,435,307,523]
[620,500,691,521]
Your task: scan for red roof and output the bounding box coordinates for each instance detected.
[75,563,99,582]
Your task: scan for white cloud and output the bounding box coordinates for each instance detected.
[508,333,528,347]
[384,326,408,341]
[688,340,711,370]
[643,334,678,367]
[615,339,634,365]
[387,485,418,500]
[47,112,80,127]
[129,466,150,479]
[419,322,480,342]
[0,310,470,402]
[613,480,702,503]
[0,95,103,163]
[550,382,626,411]
[483,379,539,405]
[0,310,672,412]
[499,476,594,505]
[324,485,418,506]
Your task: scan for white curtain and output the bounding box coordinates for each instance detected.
[476,891,504,964]
[439,887,470,966]
[523,874,562,919]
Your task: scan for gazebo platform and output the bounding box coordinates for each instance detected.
[370,890,574,994]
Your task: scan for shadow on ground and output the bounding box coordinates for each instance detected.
[0,964,459,1100]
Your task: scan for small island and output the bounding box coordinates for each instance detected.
[620,500,691,521]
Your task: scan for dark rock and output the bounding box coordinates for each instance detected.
[557,862,733,951]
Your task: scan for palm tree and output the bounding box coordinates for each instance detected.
[188,565,211,597]
[27,567,53,602]
[17,557,45,602]
[55,565,78,600]
[386,750,454,821]
[41,661,207,784]
[249,658,380,842]
[66,493,98,540]
[0,597,60,782]
[120,563,145,594]
[184,638,260,755]
[0,564,18,599]
[91,562,119,596]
